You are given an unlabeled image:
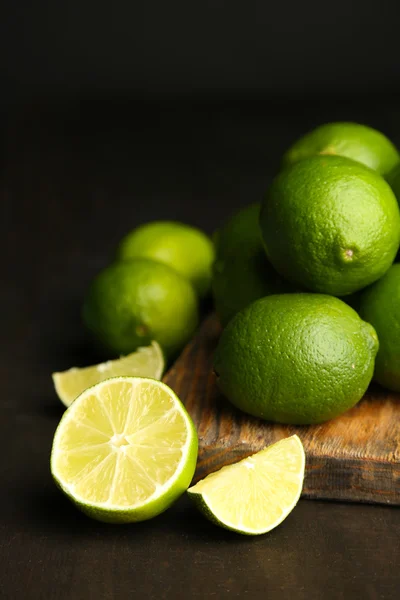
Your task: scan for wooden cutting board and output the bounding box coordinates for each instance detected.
[163,314,400,505]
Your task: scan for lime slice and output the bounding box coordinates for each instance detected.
[52,342,164,408]
[50,377,198,523]
[187,435,305,535]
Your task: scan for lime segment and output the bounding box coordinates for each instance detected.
[187,435,305,535]
[51,377,198,523]
[52,342,164,407]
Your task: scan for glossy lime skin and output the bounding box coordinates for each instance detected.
[282,122,400,176]
[260,155,400,296]
[214,294,379,425]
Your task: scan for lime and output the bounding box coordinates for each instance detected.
[212,253,294,327]
[282,122,399,176]
[188,435,305,535]
[214,203,262,259]
[212,203,294,326]
[82,259,199,360]
[52,342,164,408]
[260,155,400,296]
[387,162,400,202]
[116,221,215,298]
[359,264,400,391]
[214,294,378,424]
[51,377,198,523]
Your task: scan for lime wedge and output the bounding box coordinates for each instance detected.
[52,342,164,408]
[51,377,198,523]
[187,435,305,535]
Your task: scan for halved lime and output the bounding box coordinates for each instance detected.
[187,435,305,535]
[51,377,198,523]
[52,342,164,408]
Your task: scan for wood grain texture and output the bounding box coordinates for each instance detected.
[164,314,400,505]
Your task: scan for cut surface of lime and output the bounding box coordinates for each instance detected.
[51,377,198,523]
[52,342,164,408]
[187,435,305,535]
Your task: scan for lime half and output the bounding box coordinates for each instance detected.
[187,435,305,535]
[52,342,164,408]
[51,377,198,523]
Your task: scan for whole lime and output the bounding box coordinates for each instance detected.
[214,203,262,259]
[387,162,400,203]
[212,203,294,326]
[214,294,378,425]
[212,253,294,327]
[282,122,399,176]
[116,221,215,298]
[260,155,400,296]
[359,264,400,391]
[83,259,199,359]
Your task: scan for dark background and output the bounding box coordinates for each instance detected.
[2,2,400,599]
[1,0,400,109]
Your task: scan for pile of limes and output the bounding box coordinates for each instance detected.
[49,120,400,532]
[79,120,400,428]
[83,221,215,362]
[213,121,400,425]
[50,213,306,532]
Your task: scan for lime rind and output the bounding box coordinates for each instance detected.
[51,377,198,523]
[187,435,305,535]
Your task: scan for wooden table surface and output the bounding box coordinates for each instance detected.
[2,96,400,599]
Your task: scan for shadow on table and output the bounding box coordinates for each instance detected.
[16,478,252,544]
